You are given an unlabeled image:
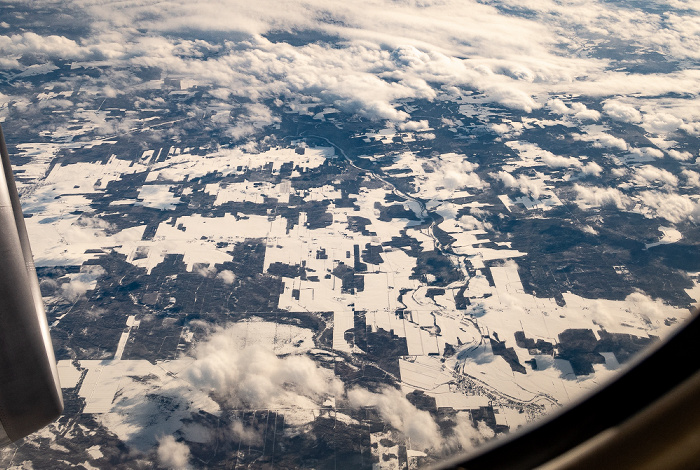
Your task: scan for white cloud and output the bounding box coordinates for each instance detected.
[573,184,629,210]
[0,32,89,67]
[611,167,627,178]
[60,265,107,301]
[541,152,582,169]
[61,280,93,302]
[643,112,685,134]
[438,154,484,190]
[494,171,546,199]
[347,386,441,450]
[546,99,599,121]
[571,105,601,121]
[483,84,541,112]
[582,161,603,176]
[589,292,678,329]
[633,165,679,188]
[508,141,599,176]
[216,269,236,285]
[637,97,700,137]
[680,121,700,135]
[398,119,429,131]
[515,176,546,199]
[490,122,511,135]
[682,169,700,187]
[667,149,694,161]
[185,325,342,409]
[443,415,495,452]
[546,98,569,114]
[157,435,191,470]
[458,214,492,231]
[230,420,262,446]
[603,100,642,123]
[75,216,116,231]
[624,292,682,327]
[195,264,217,278]
[629,147,665,160]
[4,0,694,137]
[228,102,281,139]
[495,170,517,188]
[579,224,598,235]
[181,323,495,453]
[572,132,628,151]
[14,1,562,122]
[636,191,700,223]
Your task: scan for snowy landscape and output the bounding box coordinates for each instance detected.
[1,0,699,468]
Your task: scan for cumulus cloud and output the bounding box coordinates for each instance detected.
[541,152,582,169]
[195,264,217,278]
[516,176,546,199]
[508,141,600,176]
[483,85,541,113]
[39,278,59,297]
[5,0,697,137]
[546,99,600,121]
[587,290,681,349]
[414,153,487,193]
[602,100,642,123]
[636,191,700,223]
[495,171,547,199]
[573,184,629,210]
[546,98,569,114]
[680,121,700,136]
[185,325,342,409]
[6,0,564,124]
[0,32,90,69]
[216,269,236,285]
[629,147,665,160]
[458,214,493,231]
[440,160,484,190]
[443,415,495,452]
[681,169,700,187]
[347,392,495,454]
[490,123,511,135]
[157,435,191,470]
[616,292,683,328]
[61,280,93,302]
[60,265,107,301]
[180,323,499,454]
[495,170,517,188]
[231,420,262,446]
[398,119,429,131]
[347,387,441,450]
[633,165,679,188]
[179,323,497,456]
[581,161,603,176]
[572,132,628,151]
[75,216,116,232]
[643,112,685,134]
[227,103,281,139]
[667,149,694,161]
[611,167,627,178]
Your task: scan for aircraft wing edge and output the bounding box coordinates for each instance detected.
[0,124,63,443]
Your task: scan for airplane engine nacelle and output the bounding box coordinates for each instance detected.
[0,124,63,445]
